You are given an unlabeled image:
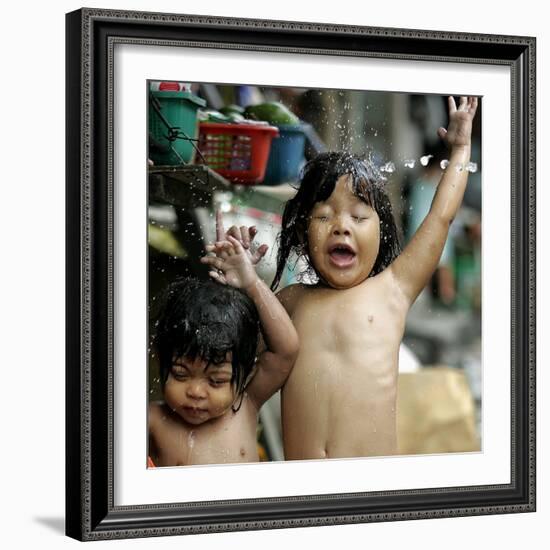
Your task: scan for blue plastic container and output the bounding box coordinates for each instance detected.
[262,124,306,185]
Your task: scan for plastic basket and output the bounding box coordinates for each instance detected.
[263,124,306,185]
[148,90,206,165]
[197,122,279,184]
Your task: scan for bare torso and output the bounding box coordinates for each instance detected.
[281,271,408,459]
[148,395,259,466]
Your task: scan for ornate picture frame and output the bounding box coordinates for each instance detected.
[66,8,536,541]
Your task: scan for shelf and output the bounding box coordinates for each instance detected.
[148,164,230,208]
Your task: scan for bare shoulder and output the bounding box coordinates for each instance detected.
[275,283,308,316]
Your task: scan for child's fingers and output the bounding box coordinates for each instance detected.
[252,244,269,264]
[206,242,226,260]
[214,240,236,256]
[240,226,250,249]
[215,242,232,259]
[469,97,478,115]
[206,243,229,259]
[215,210,225,242]
[200,255,226,271]
[221,240,236,256]
[437,127,448,141]
[227,235,244,254]
[208,270,227,285]
[458,96,468,111]
[448,96,457,114]
[226,225,241,242]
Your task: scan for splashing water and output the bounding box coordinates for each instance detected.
[466,161,478,173]
[440,159,450,170]
[403,159,416,169]
[380,161,396,174]
[420,155,433,167]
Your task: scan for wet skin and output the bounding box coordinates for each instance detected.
[149,230,299,467]
[280,97,477,459]
[280,176,408,459]
[148,354,259,466]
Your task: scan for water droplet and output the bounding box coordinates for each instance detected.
[440,159,450,170]
[455,163,465,173]
[466,161,478,173]
[380,161,395,174]
[420,155,433,167]
[404,159,416,169]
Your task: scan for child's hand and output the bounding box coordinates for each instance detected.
[215,210,269,267]
[201,236,259,289]
[437,96,478,149]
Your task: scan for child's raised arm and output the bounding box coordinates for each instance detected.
[200,236,299,409]
[389,96,478,305]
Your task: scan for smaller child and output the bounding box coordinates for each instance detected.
[149,237,298,467]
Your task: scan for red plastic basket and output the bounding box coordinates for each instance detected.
[197,122,279,184]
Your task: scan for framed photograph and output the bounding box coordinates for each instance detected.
[66,8,536,541]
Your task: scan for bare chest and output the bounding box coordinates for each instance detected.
[152,403,258,466]
[291,283,406,354]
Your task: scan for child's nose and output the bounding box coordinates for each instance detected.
[186,381,207,400]
[332,217,351,236]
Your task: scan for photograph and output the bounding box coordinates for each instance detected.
[65,7,535,541]
[146,82,483,468]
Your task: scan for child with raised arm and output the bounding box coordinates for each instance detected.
[224,96,478,460]
[148,233,298,466]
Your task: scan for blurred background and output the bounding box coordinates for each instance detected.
[147,81,482,462]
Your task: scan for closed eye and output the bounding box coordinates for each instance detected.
[209,379,229,387]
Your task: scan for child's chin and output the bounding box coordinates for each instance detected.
[320,267,371,289]
[182,416,209,425]
[322,275,364,290]
[179,410,211,425]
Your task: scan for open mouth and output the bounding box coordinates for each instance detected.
[328,244,356,267]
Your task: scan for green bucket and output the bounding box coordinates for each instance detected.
[148,91,206,165]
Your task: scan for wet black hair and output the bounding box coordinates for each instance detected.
[271,151,402,290]
[154,277,260,402]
